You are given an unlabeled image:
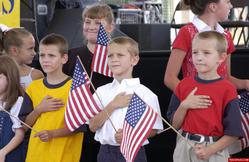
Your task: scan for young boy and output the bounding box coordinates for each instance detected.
[18,33,83,162]
[167,31,244,162]
[89,36,163,162]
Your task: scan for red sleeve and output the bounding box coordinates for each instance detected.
[172,25,193,53]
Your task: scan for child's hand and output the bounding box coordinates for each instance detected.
[36,95,64,114]
[111,92,132,110]
[34,130,53,142]
[181,87,212,110]
[0,150,6,162]
[115,129,123,144]
[194,144,213,160]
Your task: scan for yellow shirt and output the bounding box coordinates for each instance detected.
[25,78,83,162]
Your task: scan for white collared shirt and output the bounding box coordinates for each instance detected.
[93,78,163,146]
[0,96,23,132]
[192,16,225,34]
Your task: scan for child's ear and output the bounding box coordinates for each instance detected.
[208,2,218,13]
[9,46,19,56]
[218,52,227,64]
[62,53,68,64]
[131,55,139,66]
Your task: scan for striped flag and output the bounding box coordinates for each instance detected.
[239,92,249,149]
[120,93,158,162]
[65,58,101,131]
[91,24,113,77]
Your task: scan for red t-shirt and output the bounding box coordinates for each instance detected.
[172,23,235,79]
[175,77,238,136]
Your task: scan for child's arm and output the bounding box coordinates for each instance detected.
[34,127,73,142]
[194,135,238,160]
[172,87,211,129]
[89,92,133,132]
[25,95,64,127]
[226,55,249,90]
[164,49,186,91]
[0,128,24,162]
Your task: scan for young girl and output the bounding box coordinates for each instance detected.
[0,55,25,162]
[2,28,44,89]
[164,0,249,91]
[63,4,115,162]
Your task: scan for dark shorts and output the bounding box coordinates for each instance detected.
[97,144,147,162]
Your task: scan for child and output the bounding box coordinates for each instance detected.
[167,31,243,162]
[63,4,114,162]
[164,0,249,91]
[63,3,114,87]
[0,55,25,162]
[89,36,163,162]
[18,33,83,162]
[2,28,44,89]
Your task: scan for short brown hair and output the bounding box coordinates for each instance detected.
[192,31,227,54]
[0,55,23,111]
[110,36,139,57]
[40,33,68,55]
[82,4,114,24]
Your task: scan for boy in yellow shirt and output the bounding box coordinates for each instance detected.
[19,33,83,162]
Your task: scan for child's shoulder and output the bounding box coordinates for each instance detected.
[135,83,158,99]
[31,68,44,80]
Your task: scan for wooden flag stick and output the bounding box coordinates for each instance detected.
[0,108,38,133]
[77,56,117,132]
[157,113,194,147]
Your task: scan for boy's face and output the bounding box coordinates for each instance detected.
[192,38,225,76]
[108,43,138,79]
[82,17,113,44]
[39,44,68,75]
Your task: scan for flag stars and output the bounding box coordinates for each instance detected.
[125,94,146,128]
[239,94,249,114]
[71,59,89,90]
[96,24,109,46]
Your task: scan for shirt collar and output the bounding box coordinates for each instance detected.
[110,78,140,87]
[192,16,224,33]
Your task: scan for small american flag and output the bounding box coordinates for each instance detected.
[120,93,157,162]
[65,58,101,131]
[91,24,113,77]
[239,92,249,149]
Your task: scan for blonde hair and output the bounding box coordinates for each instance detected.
[110,36,139,57]
[82,4,114,24]
[0,55,23,111]
[40,33,68,56]
[1,28,32,54]
[193,31,227,54]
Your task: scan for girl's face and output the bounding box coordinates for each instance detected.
[214,0,233,21]
[0,73,8,100]
[82,17,113,44]
[16,35,36,65]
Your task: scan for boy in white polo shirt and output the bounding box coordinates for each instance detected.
[89,36,163,162]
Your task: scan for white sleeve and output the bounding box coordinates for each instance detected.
[144,93,164,131]
[10,97,24,131]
